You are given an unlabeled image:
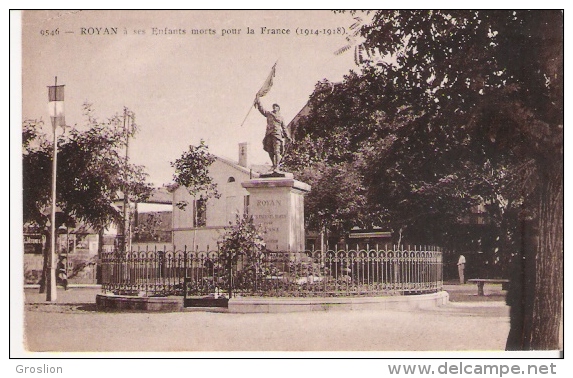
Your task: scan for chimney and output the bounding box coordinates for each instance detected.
[238,142,248,168]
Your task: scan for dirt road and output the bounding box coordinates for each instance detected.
[22,285,510,352]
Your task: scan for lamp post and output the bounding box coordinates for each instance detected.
[47,117,58,301]
[47,77,65,301]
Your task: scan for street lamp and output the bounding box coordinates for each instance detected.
[47,77,66,301]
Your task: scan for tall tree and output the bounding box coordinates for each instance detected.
[350,10,563,350]
[23,105,153,290]
[171,140,220,207]
[171,140,221,249]
[284,75,394,242]
[284,72,497,249]
[289,160,370,246]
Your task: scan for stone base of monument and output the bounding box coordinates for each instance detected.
[228,291,450,313]
[242,176,311,253]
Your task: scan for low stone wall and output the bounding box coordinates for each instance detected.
[228,291,449,313]
[96,291,449,313]
[96,294,182,312]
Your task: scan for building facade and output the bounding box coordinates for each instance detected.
[172,145,268,251]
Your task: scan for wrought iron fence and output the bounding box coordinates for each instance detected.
[100,245,443,297]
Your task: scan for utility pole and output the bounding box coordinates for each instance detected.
[122,108,131,253]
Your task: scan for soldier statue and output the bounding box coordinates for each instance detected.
[254,95,291,172]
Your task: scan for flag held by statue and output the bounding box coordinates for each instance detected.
[256,63,276,98]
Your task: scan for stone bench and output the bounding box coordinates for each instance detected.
[467,279,510,296]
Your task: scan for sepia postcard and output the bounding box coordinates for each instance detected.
[12,9,563,365]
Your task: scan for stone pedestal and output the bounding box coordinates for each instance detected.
[242,176,311,253]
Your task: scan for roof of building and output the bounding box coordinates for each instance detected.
[116,187,173,204]
[168,156,272,193]
[215,155,268,177]
[147,187,172,204]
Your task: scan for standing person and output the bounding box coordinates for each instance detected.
[254,96,290,172]
[457,254,466,284]
[57,255,68,290]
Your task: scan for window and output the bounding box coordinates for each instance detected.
[195,196,207,227]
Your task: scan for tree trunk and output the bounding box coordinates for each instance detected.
[96,229,104,284]
[528,172,563,349]
[506,169,563,350]
[525,12,563,349]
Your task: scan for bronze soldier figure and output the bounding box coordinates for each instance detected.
[254,96,290,171]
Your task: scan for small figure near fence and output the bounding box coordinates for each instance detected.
[57,255,68,290]
[457,254,466,284]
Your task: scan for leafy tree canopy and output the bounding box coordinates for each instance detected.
[355,10,562,350]
[23,104,153,231]
[171,139,221,210]
[288,9,562,350]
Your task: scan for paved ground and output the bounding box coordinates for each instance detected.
[21,284,514,352]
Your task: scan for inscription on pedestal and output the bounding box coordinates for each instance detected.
[252,197,288,250]
[242,178,310,253]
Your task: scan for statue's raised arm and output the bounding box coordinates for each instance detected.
[254,96,270,117]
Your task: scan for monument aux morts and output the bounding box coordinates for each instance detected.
[173,71,311,254]
[245,94,310,253]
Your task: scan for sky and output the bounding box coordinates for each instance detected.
[20,10,360,186]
